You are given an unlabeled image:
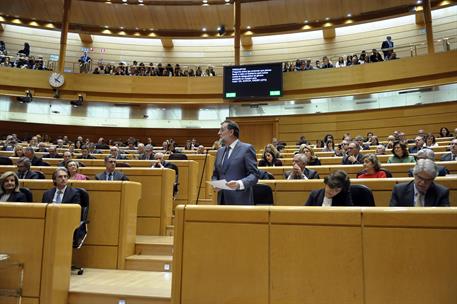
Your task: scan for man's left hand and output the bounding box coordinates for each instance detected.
[226,180,239,190]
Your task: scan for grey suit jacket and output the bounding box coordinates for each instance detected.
[212,141,259,205]
[95,171,129,181]
[389,181,449,207]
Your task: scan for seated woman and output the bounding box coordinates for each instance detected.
[322,140,335,153]
[258,150,282,167]
[66,161,89,180]
[0,171,27,202]
[13,145,24,157]
[438,127,450,138]
[369,136,379,146]
[305,170,353,206]
[387,142,416,163]
[298,144,321,165]
[265,143,281,158]
[357,154,387,178]
[425,133,438,148]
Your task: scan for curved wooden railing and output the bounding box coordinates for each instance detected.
[0,50,456,104]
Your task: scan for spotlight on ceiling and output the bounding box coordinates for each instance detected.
[70,94,84,108]
[16,90,33,103]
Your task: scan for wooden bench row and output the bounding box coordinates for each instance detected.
[0,166,174,236]
[259,161,457,179]
[172,205,457,304]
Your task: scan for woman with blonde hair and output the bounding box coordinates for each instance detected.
[265,143,281,158]
[13,145,24,157]
[298,144,321,166]
[0,171,26,202]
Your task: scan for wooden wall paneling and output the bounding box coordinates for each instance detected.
[235,117,278,150]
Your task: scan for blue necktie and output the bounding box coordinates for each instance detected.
[55,190,63,204]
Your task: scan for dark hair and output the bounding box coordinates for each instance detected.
[222,120,240,138]
[439,127,450,137]
[324,170,350,192]
[262,149,277,163]
[52,168,69,185]
[426,133,436,144]
[392,141,409,158]
[323,134,334,143]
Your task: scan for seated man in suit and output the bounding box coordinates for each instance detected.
[77,145,96,159]
[305,170,353,206]
[42,168,81,204]
[109,146,127,160]
[138,144,154,160]
[57,151,73,167]
[440,139,457,161]
[23,146,48,166]
[390,159,449,207]
[16,157,40,179]
[285,153,319,179]
[153,152,179,197]
[341,142,363,165]
[95,156,129,181]
[408,136,425,154]
[407,149,448,177]
[43,145,62,158]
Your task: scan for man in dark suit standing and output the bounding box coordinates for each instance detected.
[42,168,81,204]
[381,36,394,59]
[440,139,457,161]
[285,153,319,179]
[95,156,129,181]
[212,120,259,205]
[390,159,449,207]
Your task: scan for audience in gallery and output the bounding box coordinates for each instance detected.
[0,171,27,202]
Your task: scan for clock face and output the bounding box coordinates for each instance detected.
[49,72,65,88]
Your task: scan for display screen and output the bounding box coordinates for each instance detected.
[223,63,283,100]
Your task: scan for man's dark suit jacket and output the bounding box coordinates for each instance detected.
[305,189,353,206]
[77,155,96,159]
[408,146,422,154]
[285,168,320,179]
[95,171,129,181]
[341,153,363,165]
[4,191,27,202]
[43,153,63,159]
[0,156,12,165]
[17,170,40,179]
[42,187,81,204]
[440,153,456,161]
[169,153,188,160]
[407,166,448,177]
[30,156,49,166]
[95,143,110,150]
[212,141,259,205]
[389,181,449,206]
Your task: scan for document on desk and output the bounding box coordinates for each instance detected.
[208,179,234,190]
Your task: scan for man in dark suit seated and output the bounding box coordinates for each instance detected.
[305,170,353,206]
[341,142,363,165]
[440,139,457,161]
[77,146,96,159]
[109,146,127,160]
[43,146,62,158]
[390,159,449,207]
[153,152,179,197]
[95,156,129,181]
[95,137,110,150]
[57,151,73,167]
[211,120,259,205]
[285,153,319,179]
[408,136,425,154]
[42,168,81,204]
[138,144,155,160]
[23,146,48,166]
[16,157,40,179]
[407,149,448,177]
